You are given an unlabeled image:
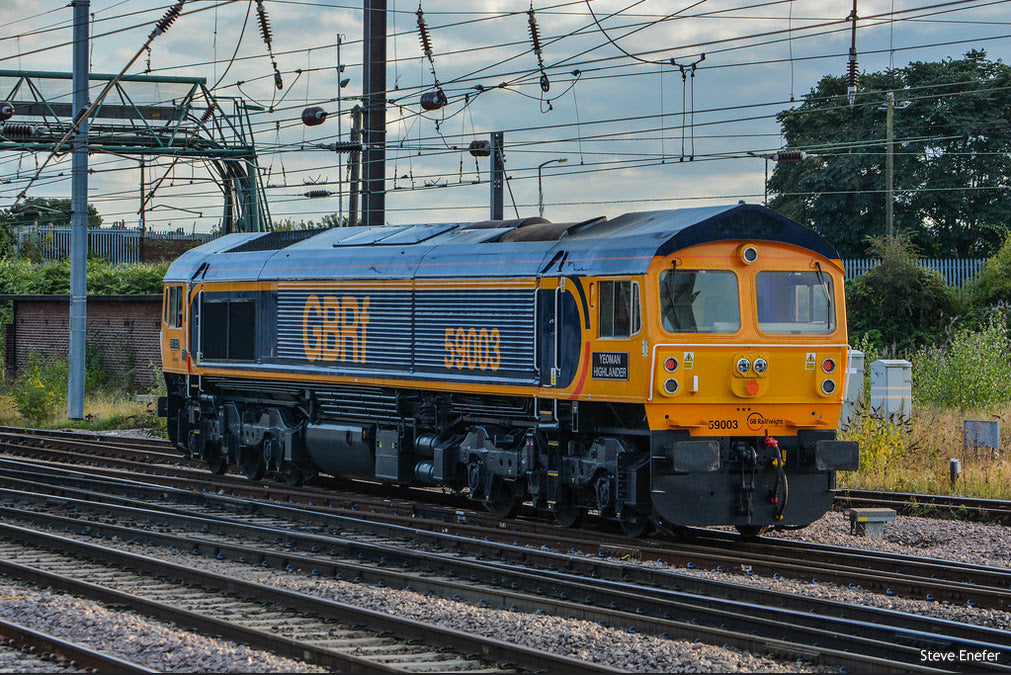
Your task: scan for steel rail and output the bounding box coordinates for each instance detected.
[837,489,1011,523]
[0,617,158,674]
[4,456,1010,613]
[0,521,614,674]
[0,476,1008,672]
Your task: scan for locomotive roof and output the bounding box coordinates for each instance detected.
[165,202,839,283]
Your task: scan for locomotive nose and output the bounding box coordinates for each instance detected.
[731,351,769,398]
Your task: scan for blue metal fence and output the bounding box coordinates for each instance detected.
[14,226,214,264]
[842,258,985,290]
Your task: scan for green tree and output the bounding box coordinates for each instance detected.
[845,234,959,353]
[1,197,103,229]
[271,213,348,230]
[0,197,104,258]
[769,50,1011,258]
[966,232,1011,309]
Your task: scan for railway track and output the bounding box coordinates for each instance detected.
[837,488,1011,523]
[0,518,610,674]
[1,460,1009,672]
[0,617,155,673]
[2,446,1009,611]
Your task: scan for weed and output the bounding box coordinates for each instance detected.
[912,318,1011,408]
[11,351,68,425]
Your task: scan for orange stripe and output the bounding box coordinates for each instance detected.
[568,341,592,400]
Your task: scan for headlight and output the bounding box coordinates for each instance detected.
[664,378,679,394]
[821,379,837,395]
[753,358,768,374]
[736,358,751,374]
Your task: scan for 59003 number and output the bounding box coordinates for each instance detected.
[444,327,501,371]
[707,419,738,430]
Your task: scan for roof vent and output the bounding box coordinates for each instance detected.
[225,229,326,253]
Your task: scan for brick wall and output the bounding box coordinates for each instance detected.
[2,295,162,391]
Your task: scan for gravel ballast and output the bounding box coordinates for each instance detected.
[0,504,1007,672]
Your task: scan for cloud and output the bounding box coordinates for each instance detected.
[0,0,1006,230]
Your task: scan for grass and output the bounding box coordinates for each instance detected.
[0,389,166,437]
[839,403,1011,500]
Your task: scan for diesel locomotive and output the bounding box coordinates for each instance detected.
[159,202,858,537]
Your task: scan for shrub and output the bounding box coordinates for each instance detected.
[839,402,915,481]
[967,232,1011,309]
[846,233,959,354]
[911,318,1011,407]
[12,352,68,425]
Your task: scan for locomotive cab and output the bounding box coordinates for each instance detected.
[642,239,858,531]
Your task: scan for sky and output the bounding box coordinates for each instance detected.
[0,0,1008,233]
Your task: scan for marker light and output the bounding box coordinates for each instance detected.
[664,357,679,372]
[821,379,837,395]
[664,378,679,394]
[822,358,836,374]
[736,358,751,374]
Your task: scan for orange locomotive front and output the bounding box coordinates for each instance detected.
[159,204,858,537]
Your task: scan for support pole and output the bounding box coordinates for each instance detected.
[68,0,90,420]
[885,91,894,237]
[349,105,362,227]
[490,131,504,220]
[362,0,386,227]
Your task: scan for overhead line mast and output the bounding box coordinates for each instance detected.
[68,0,90,421]
[363,0,387,228]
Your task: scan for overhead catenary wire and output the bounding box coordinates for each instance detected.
[2,0,1008,226]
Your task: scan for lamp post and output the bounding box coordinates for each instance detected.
[537,158,567,218]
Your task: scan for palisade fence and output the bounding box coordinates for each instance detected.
[14,226,215,264]
[842,258,985,291]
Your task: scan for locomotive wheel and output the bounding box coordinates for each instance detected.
[279,461,304,487]
[735,525,769,538]
[618,514,651,538]
[239,446,265,481]
[485,477,520,519]
[551,487,584,528]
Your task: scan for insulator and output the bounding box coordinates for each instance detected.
[420,89,448,111]
[154,0,185,35]
[198,103,216,125]
[468,139,491,157]
[72,104,92,125]
[775,150,807,164]
[255,0,273,48]
[302,189,334,199]
[301,106,327,126]
[527,10,543,55]
[416,9,433,60]
[0,101,13,121]
[273,68,284,91]
[539,73,550,93]
[1,123,36,138]
[847,52,858,86]
[332,141,362,153]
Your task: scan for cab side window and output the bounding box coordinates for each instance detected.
[164,286,183,328]
[598,280,640,338]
